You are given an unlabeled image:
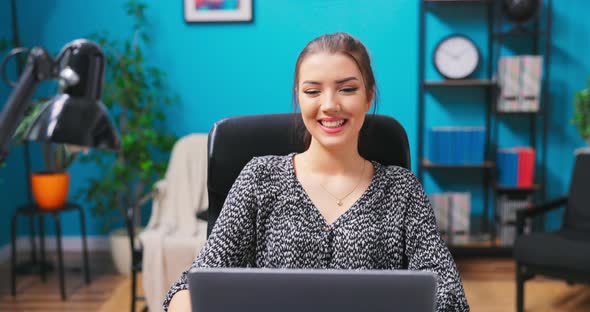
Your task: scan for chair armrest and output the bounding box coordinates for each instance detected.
[516,196,568,235]
[124,190,157,252]
[196,209,209,221]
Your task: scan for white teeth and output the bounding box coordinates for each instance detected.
[320,120,345,128]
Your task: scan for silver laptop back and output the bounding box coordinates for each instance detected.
[188,268,437,312]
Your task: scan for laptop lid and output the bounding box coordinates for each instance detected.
[188,268,437,312]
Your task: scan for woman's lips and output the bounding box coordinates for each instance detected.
[318,119,347,133]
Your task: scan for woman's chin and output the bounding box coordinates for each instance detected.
[312,136,355,150]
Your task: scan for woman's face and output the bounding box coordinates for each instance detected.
[297,52,373,151]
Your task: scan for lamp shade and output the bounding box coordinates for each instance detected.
[25,39,120,150]
[26,94,120,150]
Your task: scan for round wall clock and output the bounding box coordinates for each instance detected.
[433,35,480,80]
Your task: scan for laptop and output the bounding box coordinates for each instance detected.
[188,267,437,312]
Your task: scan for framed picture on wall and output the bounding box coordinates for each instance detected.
[184,0,253,23]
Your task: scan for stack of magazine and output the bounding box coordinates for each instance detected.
[430,192,471,245]
[497,55,543,112]
[496,194,532,246]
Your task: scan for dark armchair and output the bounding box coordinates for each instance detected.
[206,113,411,237]
[514,152,590,312]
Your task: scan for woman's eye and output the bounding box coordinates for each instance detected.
[303,90,320,95]
[341,87,358,93]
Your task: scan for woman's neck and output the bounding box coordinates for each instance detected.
[300,140,365,176]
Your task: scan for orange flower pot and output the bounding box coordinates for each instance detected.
[31,172,70,210]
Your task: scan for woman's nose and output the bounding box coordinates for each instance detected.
[321,93,341,112]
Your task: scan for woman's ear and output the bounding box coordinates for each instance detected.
[294,88,301,110]
[366,87,375,111]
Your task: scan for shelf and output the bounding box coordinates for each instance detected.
[494,29,548,38]
[418,0,551,258]
[495,110,539,115]
[424,79,496,88]
[421,159,495,169]
[496,184,541,194]
[424,0,491,3]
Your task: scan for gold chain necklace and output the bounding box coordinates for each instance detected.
[319,159,367,206]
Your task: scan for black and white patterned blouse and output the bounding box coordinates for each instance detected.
[164,153,469,311]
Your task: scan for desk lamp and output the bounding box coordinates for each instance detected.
[0,38,120,161]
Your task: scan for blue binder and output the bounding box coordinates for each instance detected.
[497,149,518,186]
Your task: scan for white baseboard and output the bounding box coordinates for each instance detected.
[0,236,110,263]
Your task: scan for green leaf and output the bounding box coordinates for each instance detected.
[573,80,590,140]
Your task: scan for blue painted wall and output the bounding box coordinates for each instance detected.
[0,0,31,247]
[0,0,587,245]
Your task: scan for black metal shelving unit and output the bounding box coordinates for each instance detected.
[490,0,552,246]
[417,0,552,257]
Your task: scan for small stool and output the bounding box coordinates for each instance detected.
[11,202,91,300]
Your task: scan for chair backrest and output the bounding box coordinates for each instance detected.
[206,113,411,237]
[563,152,590,232]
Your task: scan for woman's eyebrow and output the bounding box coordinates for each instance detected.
[335,76,358,84]
[302,80,321,85]
[301,76,359,85]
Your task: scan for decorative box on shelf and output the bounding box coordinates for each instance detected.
[497,55,543,113]
[431,192,471,245]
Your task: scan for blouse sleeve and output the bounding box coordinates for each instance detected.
[162,158,260,311]
[403,173,470,312]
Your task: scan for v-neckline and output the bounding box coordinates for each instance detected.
[288,152,381,227]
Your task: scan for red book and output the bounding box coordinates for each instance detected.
[517,147,535,187]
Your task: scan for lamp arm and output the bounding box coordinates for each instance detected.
[0,47,57,162]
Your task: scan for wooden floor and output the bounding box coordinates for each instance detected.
[1,253,589,311]
[0,252,127,312]
[457,259,590,312]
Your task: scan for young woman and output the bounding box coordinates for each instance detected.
[165,32,469,311]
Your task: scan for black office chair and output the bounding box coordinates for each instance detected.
[206,113,411,237]
[514,152,590,312]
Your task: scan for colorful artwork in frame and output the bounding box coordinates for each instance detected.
[184,0,253,23]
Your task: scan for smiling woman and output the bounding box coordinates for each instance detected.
[164,32,470,312]
[293,32,378,151]
[298,54,370,148]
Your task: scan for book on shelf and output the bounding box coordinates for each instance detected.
[496,194,533,246]
[498,56,521,111]
[497,147,535,188]
[520,56,543,111]
[429,127,485,165]
[497,55,543,112]
[517,147,535,187]
[430,192,471,245]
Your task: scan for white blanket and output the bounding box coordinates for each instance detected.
[139,133,209,311]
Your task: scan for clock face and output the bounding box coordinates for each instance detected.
[434,36,479,79]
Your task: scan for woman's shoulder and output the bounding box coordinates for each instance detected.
[374,162,420,192]
[247,153,292,168]
[242,153,293,179]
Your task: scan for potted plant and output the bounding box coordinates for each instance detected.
[14,99,77,209]
[573,79,590,153]
[76,0,177,274]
